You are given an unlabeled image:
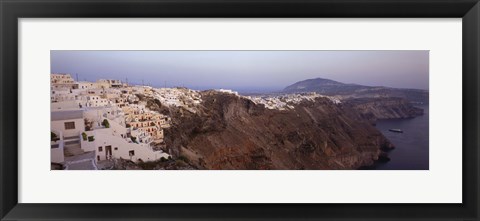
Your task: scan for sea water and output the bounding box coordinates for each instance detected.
[373,105,429,170]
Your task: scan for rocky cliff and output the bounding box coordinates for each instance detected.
[149,91,394,170]
[344,97,424,122]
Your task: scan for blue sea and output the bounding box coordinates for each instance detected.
[373,105,429,170]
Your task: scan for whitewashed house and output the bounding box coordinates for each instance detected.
[51,110,85,138]
[50,130,65,163]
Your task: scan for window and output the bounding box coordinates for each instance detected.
[98,146,103,152]
[64,122,75,130]
[129,150,135,156]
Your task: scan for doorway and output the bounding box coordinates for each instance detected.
[105,145,112,160]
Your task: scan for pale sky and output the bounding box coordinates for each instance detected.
[51,50,429,93]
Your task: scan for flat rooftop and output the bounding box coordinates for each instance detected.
[51,110,84,121]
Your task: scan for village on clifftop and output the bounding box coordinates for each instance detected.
[50,73,341,170]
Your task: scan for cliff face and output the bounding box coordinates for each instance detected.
[345,97,424,122]
[158,91,394,170]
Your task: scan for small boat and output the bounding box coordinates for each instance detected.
[389,129,403,133]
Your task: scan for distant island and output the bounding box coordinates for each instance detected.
[283,77,428,104]
[51,74,427,170]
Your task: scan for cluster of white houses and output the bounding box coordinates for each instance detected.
[50,74,173,169]
[248,92,341,110]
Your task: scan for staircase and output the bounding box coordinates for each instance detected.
[64,151,98,170]
[63,138,84,157]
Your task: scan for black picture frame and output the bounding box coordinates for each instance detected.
[1,0,479,220]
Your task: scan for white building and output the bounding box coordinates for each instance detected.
[80,126,169,162]
[98,79,123,88]
[51,130,65,163]
[51,110,85,138]
[216,89,239,96]
[51,73,78,90]
[77,82,98,90]
[84,95,109,107]
[51,110,85,165]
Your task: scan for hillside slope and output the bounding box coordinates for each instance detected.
[150,91,395,170]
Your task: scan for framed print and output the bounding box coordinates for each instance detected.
[1,0,479,220]
[48,50,430,170]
